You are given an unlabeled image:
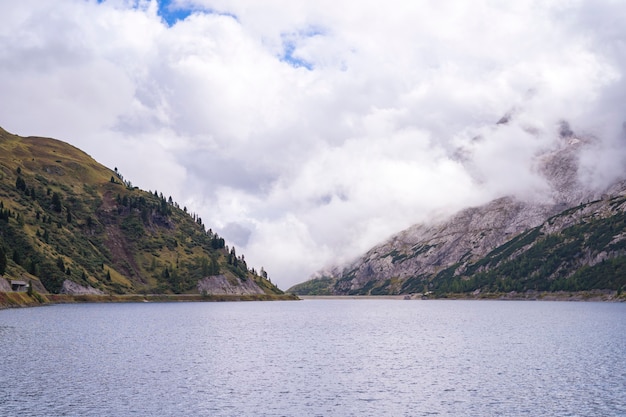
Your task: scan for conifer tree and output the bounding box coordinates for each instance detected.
[52,192,62,212]
[15,176,26,191]
[0,246,6,275]
[56,257,65,272]
[12,250,21,265]
[210,256,219,275]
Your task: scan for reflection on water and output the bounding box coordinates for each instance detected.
[0,300,625,416]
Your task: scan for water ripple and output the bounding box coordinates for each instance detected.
[0,300,624,416]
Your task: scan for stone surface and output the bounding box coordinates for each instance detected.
[0,278,12,292]
[197,275,265,295]
[60,280,105,295]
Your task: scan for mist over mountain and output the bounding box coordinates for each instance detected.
[291,123,626,296]
[2,1,626,289]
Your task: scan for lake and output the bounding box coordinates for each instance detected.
[0,299,624,416]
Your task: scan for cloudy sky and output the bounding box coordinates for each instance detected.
[1,0,625,289]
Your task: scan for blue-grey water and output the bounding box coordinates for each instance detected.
[0,299,624,416]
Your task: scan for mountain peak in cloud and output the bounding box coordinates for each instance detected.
[1,0,625,288]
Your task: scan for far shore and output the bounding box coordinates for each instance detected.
[3,290,624,310]
[298,290,625,302]
[298,295,406,300]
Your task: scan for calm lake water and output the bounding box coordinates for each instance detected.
[0,299,624,416]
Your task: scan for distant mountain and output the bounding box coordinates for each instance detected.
[0,127,286,298]
[290,132,626,296]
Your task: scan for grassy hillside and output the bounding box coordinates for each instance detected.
[0,127,286,297]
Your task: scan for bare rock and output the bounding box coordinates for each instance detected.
[0,278,12,292]
[60,280,105,295]
[197,275,265,295]
[303,130,626,295]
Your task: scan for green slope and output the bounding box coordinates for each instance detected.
[0,127,286,297]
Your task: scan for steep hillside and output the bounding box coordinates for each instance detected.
[0,127,286,297]
[426,192,626,295]
[291,134,626,296]
[292,188,626,296]
[294,197,559,295]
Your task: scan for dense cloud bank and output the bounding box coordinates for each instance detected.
[1,0,625,287]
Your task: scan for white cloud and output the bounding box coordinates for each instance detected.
[0,0,625,288]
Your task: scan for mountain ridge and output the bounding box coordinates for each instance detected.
[0,127,290,299]
[291,131,626,296]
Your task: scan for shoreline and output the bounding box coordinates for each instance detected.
[298,290,625,302]
[3,290,623,309]
[0,292,299,310]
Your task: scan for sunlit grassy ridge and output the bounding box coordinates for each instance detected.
[0,127,287,297]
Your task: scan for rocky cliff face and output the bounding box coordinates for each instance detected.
[291,132,626,295]
[60,280,105,295]
[197,275,265,295]
[325,197,560,294]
